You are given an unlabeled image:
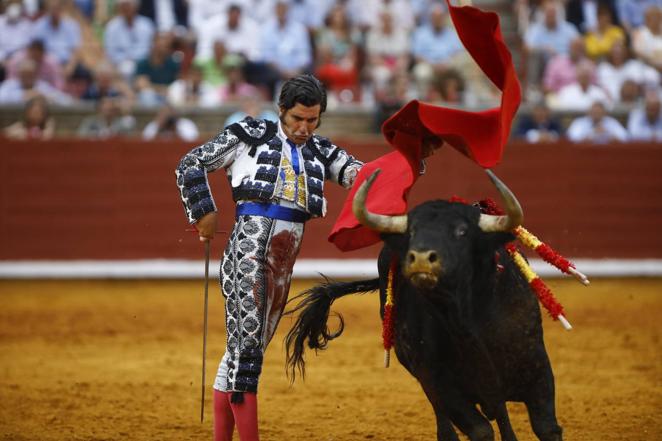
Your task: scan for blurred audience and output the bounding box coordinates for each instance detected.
[134,32,182,105]
[366,11,410,93]
[524,0,580,91]
[138,0,189,32]
[411,4,463,99]
[7,40,65,91]
[82,62,134,102]
[259,1,312,83]
[617,0,662,31]
[548,60,610,111]
[632,5,662,71]
[2,95,55,140]
[31,0,84,79]
[77,96,136,139]
[218,54,262,103]
[567,100,628,142]
[197,41,229,87]
[0,59,72,104]
[627,88,662,140]
[196,3,260,63]
[104,0,156,79]
[515,101,563,142]
[314,3,361,98]
[596,40,659,102]
[0,2,33,62]
[142,105,199,141]
[583,4,625,59]
[543,37,594,94]
[565,0,619,33]
[167,63,218,107]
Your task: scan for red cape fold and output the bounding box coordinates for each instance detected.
[328,0,521,252]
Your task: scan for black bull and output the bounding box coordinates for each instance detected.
[285,171,563,441]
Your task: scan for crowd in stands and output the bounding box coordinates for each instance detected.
[0,0,660,143]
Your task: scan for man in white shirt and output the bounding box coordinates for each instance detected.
[549,60,611,111]
[195,3,260,62]
[627,89,662,141]
[567,100,628,143]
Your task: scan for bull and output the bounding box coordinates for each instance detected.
[285,170,563,441]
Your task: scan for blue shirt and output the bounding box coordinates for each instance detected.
[104,15,155,64]
[618,0,662,28]
[524,21,580,55]
[259,19,311,72]
[31,16,81,64]
[411,25,463,64]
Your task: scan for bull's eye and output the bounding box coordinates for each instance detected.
[455,224,468,238]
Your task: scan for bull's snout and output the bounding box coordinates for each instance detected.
[403,249,442,289]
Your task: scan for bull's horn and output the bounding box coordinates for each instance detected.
[478,169,524,232]
[352,169,408,234]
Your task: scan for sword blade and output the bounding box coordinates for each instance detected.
[201,240,210,423]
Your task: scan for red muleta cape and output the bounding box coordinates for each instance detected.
[329,0,522,252]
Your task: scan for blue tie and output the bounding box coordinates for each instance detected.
[286,140,300,175]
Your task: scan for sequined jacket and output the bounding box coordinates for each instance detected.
[175,117,364,223]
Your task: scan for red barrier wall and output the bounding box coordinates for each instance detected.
[1,139,661,260]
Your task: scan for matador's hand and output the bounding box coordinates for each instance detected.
[195,212,219,242]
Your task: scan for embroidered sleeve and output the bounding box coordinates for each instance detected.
[175,127,241,223]
[313,136,364,189]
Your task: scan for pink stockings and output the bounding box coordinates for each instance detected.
[213,390,259,441]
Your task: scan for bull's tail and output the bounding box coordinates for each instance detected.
[284,277,380,382]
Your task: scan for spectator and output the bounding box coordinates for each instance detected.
[77,96,136,139]
[218,54,262,103]
[543,37,594,93]
[314,3,361,97]
[134,32,182,93]
[632,5,662,70]
[188,0,234,36]
[597,40,659,101]
[432,69,465,105]
[566,0,619,33]
[627,88,662,140]
[373,72,414,131]
[104,0,156,79]
[567,100,628,142]
[0,2,33,62]
[618,78,643,103]
[515,101,563,142]
[0,59,72,104]
[196,3,260,62]
[31,0,86,80]
[411,4,464,99]
[196,40,229,87]
[7,40,65,90]
[142,105,199,141]
[584,4,625,60]
[259,1,312,80]
[548,60,611,111]
[349,0,415,32]
[2,95,55,140]
[366,10,410,91]
[617,0,662,31]
[168,63,219,107]
[82,62,134,102]
[524,0,580,91]
[138,0,189,32]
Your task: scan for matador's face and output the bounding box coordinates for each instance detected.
[280,103,321,146]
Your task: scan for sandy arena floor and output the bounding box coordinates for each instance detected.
[0,278,660,441]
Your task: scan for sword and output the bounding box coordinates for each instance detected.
[200,240,210,423]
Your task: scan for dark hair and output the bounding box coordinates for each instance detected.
[278,74,327,113]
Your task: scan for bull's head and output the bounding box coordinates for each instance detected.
[353,170,523,291]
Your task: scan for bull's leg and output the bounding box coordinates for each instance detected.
[419,383,460,440]
[494,403,517,441]
[525,398,563,441]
